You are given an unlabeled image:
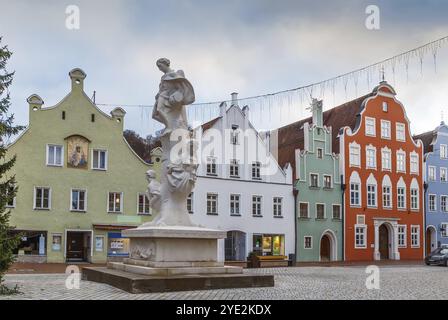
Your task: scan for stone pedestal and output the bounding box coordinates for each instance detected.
[82,226,274,293]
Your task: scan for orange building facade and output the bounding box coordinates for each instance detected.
[339,82,424,261]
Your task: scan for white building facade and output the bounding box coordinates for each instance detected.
[189,94,294,262]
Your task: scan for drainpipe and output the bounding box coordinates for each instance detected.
[293,187,299,266]
[341,175,346,261]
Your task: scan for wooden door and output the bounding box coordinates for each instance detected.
[67,232,85,261]
[320,235,331,261]
[426,229,432,256]
[379,225,389,260]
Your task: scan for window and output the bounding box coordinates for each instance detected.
[410,188,419,210]
[396,151,406,172]
[299,202,309,218]
[442,223,448,238]
[383,186,392,208]
[441,168,448,182]
[230,194,240,216]
[411,226,420,248]
[52,234,62,251]
[317,148,323,159]
[273,197,282,217]
[304,236,312,249]
[441,144,448,159]
[441,195,448,213]
[252,162,261,180]
[71,189,86,211]
[207,193,218,215]
[332,205,341,219]
[382,102,388,112]
[5,185,15,208]
[46,144,63,166]
[367,184,377,207]
[34,187,51,210]
[252,196,262,216]
[381,120,391,139]
[349,144,360,167]
[396,123,406,141]
[310,173,319,188]
[398,225,407,248]
[355,225,367,248]
[397,187,406,209]
[429,194,437,211]
[382,149,391,171]
[316,204,325,219]
[138,193,150,215]
[428,166,436,181]
[410,154,419,174]
[186,193,193,213]
[229,159,239,178]
[366,147,376,169]
[206,157,217,175]
[350,183,360,206]
[365,117,376,136]
[230,130,239,145]
[92,149,107,170]
[108,192,122,213]
[323,175,332,188]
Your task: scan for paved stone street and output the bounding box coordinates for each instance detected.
[1,265,447,300]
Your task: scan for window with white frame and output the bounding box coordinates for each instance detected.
[441,195,448,213]
[381,120,391,139]
[396,123,406,141]
[367,184,377,207]
[252,195,262,216]
[398,225,407,248]
[230,130,239,145]
[441,144,448,159]
[92,149,107,170]
[273,197,282,217]
[34,187,51,210]
[46,144,63,166]
[350,183,360,206]
[323,175,332,188]
[429,194,437,211]
[428,166,436,181]
[441,168,448,182]
[396,151,406,172]
[410,188,419,210]
[317,148,323,159]
[383,186,392,208]
[382,102,388,112]
[299,202,309,218]
[411,225,420,247]
[397,186,406,209]
[5,185,15,208]
[252,162,261,180]
[332,205,341,219]
[382,148,391,171]
[206,157,217,175]
[366,146,376,169]
[304,236,312,249]
[365,117,376,136]
[349,144,361,167]
[207,193,218,215]
[187,192,193,213]
[442,223,448,237]
[71,189,86,211]
[310,173,319,188]
[108,192,123,213]
[355,222,367,249]
[137,193,150,215]
[316,204,325,219]
[230,194,241,215]
[229,159,239,178]
[410,153,419,174]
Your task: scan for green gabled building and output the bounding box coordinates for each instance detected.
[6,68,160,263]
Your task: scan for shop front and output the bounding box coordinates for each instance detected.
[11,230,47,263]
[252,234,285,256]
[107,232,130,261]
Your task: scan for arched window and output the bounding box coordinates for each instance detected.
[366,173,377,207]
[397,177,406,209]
[382,175,392,208]
[410,178,419,210]
[349,171,361,207]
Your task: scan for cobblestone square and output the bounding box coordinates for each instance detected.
[1,265,447,300]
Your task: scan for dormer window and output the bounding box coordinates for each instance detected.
[382,102,388,112]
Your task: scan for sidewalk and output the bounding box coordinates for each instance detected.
[7,262,106,274]
[294,260,425,267]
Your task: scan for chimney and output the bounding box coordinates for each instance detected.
[311,98,323,127]
[231,92,238,106]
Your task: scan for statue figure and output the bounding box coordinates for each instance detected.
[145,169,161,212]
[146,58,197,227]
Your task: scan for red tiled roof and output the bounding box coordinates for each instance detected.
[413,130,435,154]
[275,94,372,180]
[201,116,221,131]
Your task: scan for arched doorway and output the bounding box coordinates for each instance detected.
[224,231,246,261]
[426,226,437,256]
[379,224,390,260]
[320,230,337,261]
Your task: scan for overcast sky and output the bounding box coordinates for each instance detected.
[1,0,447,137]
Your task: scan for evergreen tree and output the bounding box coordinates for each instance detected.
[0,37,24,294]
